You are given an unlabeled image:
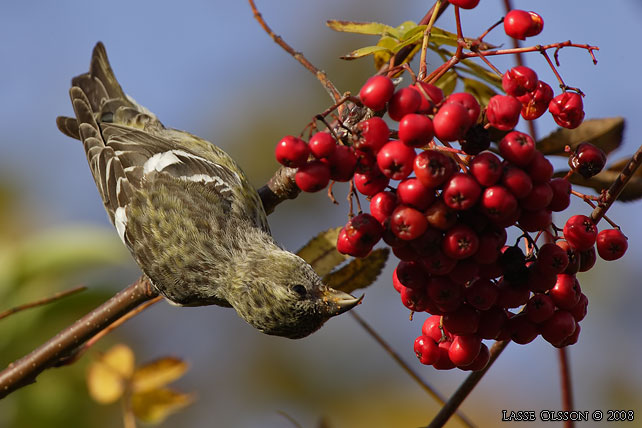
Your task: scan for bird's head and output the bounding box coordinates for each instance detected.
[228,249,362,339]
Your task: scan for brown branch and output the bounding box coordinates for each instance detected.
[350,312,475,428]
[0,276,158,399]
[424,340,510,428]
[0,285,87,321]
[558,347,575,428]
[248,0,342,104]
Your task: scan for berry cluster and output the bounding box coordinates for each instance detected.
[273,7,627,371]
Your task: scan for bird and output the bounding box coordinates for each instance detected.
[56,42,361,339]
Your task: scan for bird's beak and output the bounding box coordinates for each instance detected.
[324,288,364,316]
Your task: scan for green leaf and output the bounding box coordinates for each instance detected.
[393,21,418,39]
[323,248,389,294]
[537,117,625,156]
[462,77,497,108]
[399,24,425,42]
[558,155,642,202]
[434,69,458,96]
[341,45,393,60]
[326,20,397,37]
[458,59,503,90]
[373,36,398,69]
[296,227,348,277]
[392,30,425,53]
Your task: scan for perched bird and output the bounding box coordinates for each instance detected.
[57,42,360,339]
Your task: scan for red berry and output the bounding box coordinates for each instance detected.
[518,80,554,120]
[470,151,503,187]
[442,224,479,260]
[324,145,357,182]
[376,140,416,180]
[397,177,435,211]
[413,150,456,189]
[390,205,428,241]
[481,185,519,223]
[395,260,428,290]
[449,259,480,285]
[578,246,596,272]
[370,191,398,223]
[525,293,555,323]
[344,213,383,250]
[295,160,330,192]
[336,227,370,257]
[556,324,581,348]
[550,274,581,310]
[433,102,471,142]
[410,228,443,257]
[549,92,585,129]
[275,135,309,167]
[477,307,508,340]
[355,117,390,154]
[433,341,456,370]
[504,10,543,40]
[400,286,429,312]
[570,293,588,322]
[526,151,554,184]
[557,240,580,275]
[569,142,607,179]
[448,0,480,9]
[442,173,482,211]
[427,276,462,310]
[423,252,458,277]
[536,243,569,276]
[414,335,439,365]
[412,82,444,113]
[460,124,491,155]
[448,334,482,366]
[359,75,394,111]
[548,178,572,212]
[540,310,577,346]
[465,278,498,310]
[502,66,538,97]
[473,228,505,265]
[445,92,480,126]
[398,114,434,148]
[508,313,539,344]
[496,280,530,309]
[459,342,490,371]
[486,95,522,131]
[499,131,536,167]
[563,215,597,251]
[308,132,336,159]
[518,208,551,232]
[520,182,553,211]
[425,198,457,230]
[502,165,533,199]
[422,315,452,342]
[526,265,557,293]
[354,169,390,196]
[442,305,480,335]
[525,11,544,37]
[388,87,421,121]
[596,228,628,261]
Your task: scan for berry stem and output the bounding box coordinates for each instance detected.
[350,312,476,428]
[423,340,511,428]
[558,347,576,428]
[418,0,443,80]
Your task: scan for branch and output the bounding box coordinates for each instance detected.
[558,347,575,428]
[0,276,157,399]
[0,286,87,321]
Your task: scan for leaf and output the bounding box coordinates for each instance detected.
[296,227,349,277]
[458,59,503,89]
[132,357,189,394]
[434,69,458,96]
[557,156,642,202]
[323,248,389,294]
[373,36,398,69]
[537,117,625,156]
[393,21,418,39]
[341,45,393,60]
[463,77,497,107]
[87,344,135,404]
[326,20,397,37]
[132,388,194,424]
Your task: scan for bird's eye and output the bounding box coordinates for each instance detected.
[292,284,307,297]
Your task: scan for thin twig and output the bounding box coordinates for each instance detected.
[424,340,510,428]
[0,286,87,321]
[350,312,476,428]
[248,0,342,104]
[418,0,443,80]
[558,347,575,428]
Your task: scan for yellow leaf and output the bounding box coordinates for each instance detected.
[296,227,349,277]
[463,77,497,108]
[434,69,458,97]
[537,117,625,156]
[132,388,194,424]
[326,20,397,37]
[341,45,393,61]
[132,357,189,393]
[374,36,398,70]
[323,248,389,294]
[86,344,135,404]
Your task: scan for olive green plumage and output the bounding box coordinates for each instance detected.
[57,42,359,339]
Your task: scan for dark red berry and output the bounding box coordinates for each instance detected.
[525,293,555,323]
[549,92,585,129]
[459,343,490,371]
[395,260,428,290]
[502,165,533,199]
[526,265,557,293]
[578,246,596,272]
[413,149,456,188]
[563,215,597,251]
[425,198,457,230]
[355,117,390,154]
[499,131,536,167]
[569,142,607,179]
[275,135,310,167]
[449,259,480,285]
[508,313,539,344]
[359,75,394,111]
[410,228,443,257]
[548,178,572,212]
[397,177,435,211]
[465,278,498,310]
[520,182,553,211]
[526,151,554,184]
[596,228,628,261]
[460,124,491,155]
[400,286,429,312]
[324,145,357,182]
[433,102,471,142]
[427,276,461,310]
[557,240,580,275]
[477,307,508,340]
[295,160,330,192]
[470,151,503,187]
[388,87,422,121]
[540,310,577,346]
[570,293,588,322]
[376,140,416,180]
[442,173,482,211]
[486,95,522,131]
[517,208,551,232]
[536,243,569,276]
[398,114,434,148]
[423,252,458,277]
[390,205,428,241]
[308,132,336,159]
[525,11,544,37]
[517,80,554,120]
[442,224,479,260]
[442,305,480,335]
[496,279,530,308]
[502,66,538,97]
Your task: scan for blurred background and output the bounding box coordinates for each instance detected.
[0,1,641,427]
